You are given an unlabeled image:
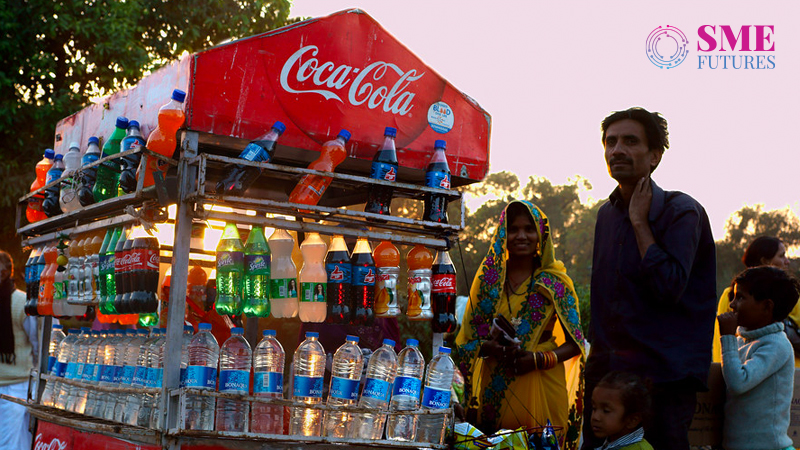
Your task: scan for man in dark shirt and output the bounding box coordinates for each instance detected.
[581,107,717,450]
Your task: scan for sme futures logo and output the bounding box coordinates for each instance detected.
[646,25,776,70]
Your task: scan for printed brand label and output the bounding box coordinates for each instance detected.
[293,375,323,398]
[130,248,146,271]
[425,171,451,190]
[219,370,250,394]
[99,365,115,383]
[145,367,164,388]
[132,365,148,387]
[217,251,244,271]
[185,366,217,389]
[432,274,457,294]
[52,361,66,378]
[352,266,376,286]
[392,376,422,398]
[254,372,283,394]
[65,362,78,380]
[329,376,360,401]
[81,363,94,382]
[111,365,123,384]
[270,278,297,299]
[47,356,57,374]
[245,254,270,275]
[239,142,271,163]
[180,367,187,388]
[370,162,397,182]
[421,386,451,409]
[146,248,159,270]
[301,282,326,302]
[103,255,116,274]
[326,263,351,283]
[53,282,63,301]
[82,153,100,166]
[100,159,120,173]
[121,366,135,385]
[427,101,454,134]
[362,378,391,402]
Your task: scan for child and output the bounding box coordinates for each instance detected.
[717,266,800,450]
[590,371,653,450]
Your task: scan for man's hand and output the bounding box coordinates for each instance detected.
[629,177,652,227]
[718,312,738,336]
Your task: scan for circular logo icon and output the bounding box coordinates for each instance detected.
[427,101,454,134]
[646,25,689,69]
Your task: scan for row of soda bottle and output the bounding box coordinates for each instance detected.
[26,90,187,223]
[215,223,458,332]
[42,324,455,444]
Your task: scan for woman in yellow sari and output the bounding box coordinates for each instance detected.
[454,201,585,449]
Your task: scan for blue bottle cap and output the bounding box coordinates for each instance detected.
[438,346,451,354]
[231,327,244,335]
[80,327,91,332]
[305,331,319,338]
[199,323,212,331]
[346,335,360,343]
[115,117,129,129]
[406,339,419,347]
[44,148,55,159]
[338,129,351,142]
[184,325,194,332]
[272,121,287,134]
[53,324,63,330]
[384,127,397,137]
[434,140,447,150]
[383,339,396,347]
[91,330,100,336]
[128,120,140,129]
[137,329,149,336]
[88,136,100,145]
[263,329,276,336]
[68,329,80,334]
[126,329,137,336]
[172,89,187,103]
[54,154,63,161]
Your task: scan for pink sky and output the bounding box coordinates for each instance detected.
[290,1,800,243]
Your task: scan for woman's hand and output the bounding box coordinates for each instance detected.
[479,339,519,365]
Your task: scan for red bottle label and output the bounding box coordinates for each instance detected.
[432,274,456,294]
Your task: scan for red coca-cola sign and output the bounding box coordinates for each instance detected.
[432,274,456,294]
[147,250,160,269]
[129,249,145,271]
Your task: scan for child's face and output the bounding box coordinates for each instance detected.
[591,386,637,441]
[731,283,773,330]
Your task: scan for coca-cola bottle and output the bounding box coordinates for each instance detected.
[431,250,457,333]
[350,237,375,325]
[325,235,351,324]
[423,140,451,224]
[364,127,398,216]
[130,235,160,313]
[113,227,131,313]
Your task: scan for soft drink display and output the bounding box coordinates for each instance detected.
[43,154,65,217]
[386,339,426,441]
[116,229,134,313]
[99,227,121,314]
[288,129,351,206]
[299,232,327,323]
[406,244,434,321]
[268,228,298,318]
[351,237,376,325]
[140,89,186,188]
[351,339,398,440]
[26,148,54,223]
[184,323,220,431]
[215,222,244,316]
[373,240,400,317]
[216,121,286,196]
[364,127,398,215]
[252,329,285,435]
[118,120,147,194]
[59,142,82,213]
[416,346,455,445]
[129,232,160,313]
[243,225,271,317]
[431,249,457,333]
[93,116,129,202]
[77,137,101,206]
[323,335,363,438]
[290,331,325,436]
[423,140,451,224]
[216,327,252,432]
[40,325,67,406]
[325,235,351,324]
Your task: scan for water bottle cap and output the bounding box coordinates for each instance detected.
[128,120,140,129]
[272,121,287,134]
[88,136,100,145]
[346,335,360,343]
[434,140,447,150]
[80,327,91,332]
[337,129,351,142]
[184,325,194,332]
[406,338,418,346]
[44,148,55,159]
[52,324,62,330]
[137,329,149,336]
[383,339,395,347]
[126,329,137,336]
[69,142,80,151]
[438,346,451,354]
[384,127,397,137]
[54,154,63,161]
[263,329,276,336]
[231,327,244,335]
[69,329,79,334]
[199,323,212,331]
[91,330,100,336]
[171,89,187,102]
[305,331,319,339]
[115,117,129,129]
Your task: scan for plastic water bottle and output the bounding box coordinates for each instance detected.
[62,327,90,412]
[26,149,54,223]
[251,329,285,435]
[73,330,99,414]
[84,330,108,416]
[118,120,147,194]
[288,129,351,206]
[386,339,426,441]
[43,154,65,217]
[102,329,132,421]
[77,137,101,206]
[215,327,252,432]
[40,325,66,406]
[93,330,120,418]
[364,127,398,215]
[423,139,451,224]
[351,339,398,439]
[216,121,286,196]
[184,323,220,431]
[93,116,129,202]
[215,222,244,315]
[59,142,82,213]
[180,325,193,388]
[142,328,167,427]
[268,228,298,318]
[115,329,148,422]
[373,240,400,317]
[323,335,363,438]
[52,328,79,409]
[299,232,327,323]
[140,89,186,188]
[416,346,455,445]
[243,225,271,317]
[290,331,325,436]
[124,328,159,425]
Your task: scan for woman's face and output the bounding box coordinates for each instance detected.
[763,242,790,270]
[507,211,540,259]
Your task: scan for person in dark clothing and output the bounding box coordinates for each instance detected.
[581,107,717,450]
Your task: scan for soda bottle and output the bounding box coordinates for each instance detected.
[423,140,451,224]
[351,339,398,439]
[52,255,67,317]
[118,120,147,194]
[416,346,455,445]
[113,228,131,313]
[184,323,220,431]
[325,235,351,324]
[24,248,41,316]
[82,234,102,305]
[37,245,56,316]
[26,149,54,223]
[216,327,252,432]
[59,142,82,213]
[99,227,121,315]
[386,339,426,441]
[251,329,285,435]
[243,225,271,317]
[290,331,325,436]
[93,116,129,202]
[351,237,376,325]
[215,222,244,316]
[431,250,457,333]
[130,232,160,313]
[43,154,65,217]
[374,240,400,317]
[186,264,207,318]
[268,228,298,318]
[407,244,433,321]
[364,127,398,215]
[77,137,101,206]
[323,335,363,438]
[141,89,186,188]
[299,232,327,323]
[288,129,351,206]
[216,121,286,196]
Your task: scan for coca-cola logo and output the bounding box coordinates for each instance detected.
[34,434,67,450]
[147,251,160,269]
[384,166,397,181]
[363,268,375,284]
[129,251,144,270]
[432,274,456,293]
[330,265,345,281]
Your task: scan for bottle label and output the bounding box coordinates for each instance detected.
[270,278,297,299]
[146,367,164,388]
[326,263,351,284]
[421,386,451,409]
[329,376,360,401]
[254,372,283,394]
[293,375,323,398]
[185,366,217,390]
[100,159,120,174]
[219,370,250,394]
[245,254,270,275]
[362,378,391,402]
[130,248,146,271]
[53,282,63,301]
[370,162,397,182]
[121,365,136,385]
[47,356,57,374]
[392,376,422,398]
[425,171,451,190]
[301,282,326,302]
[112,365,123,384]
[217,251,244,271]
[432,274,457,294]
[82,363,94,382]
[82,153,100,166]
[102,254,116,275]
[180,367,187,388]
[132,365,148,387]
[146,248,160,270]
[65,362,79,380]
[52,361,66,378]
[239,142,271,163]
[99,364,115,383]
[352,266,376,287]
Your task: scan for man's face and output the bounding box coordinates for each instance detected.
[603,119,661,184]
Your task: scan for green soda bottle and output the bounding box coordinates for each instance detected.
[243,225,271,317]
[138,312,159,327]
[100,227,122,314]
[215,223,244,315]
[93,117,129,202]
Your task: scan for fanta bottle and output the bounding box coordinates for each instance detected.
[268,228,298,318]
[406,245,433,320]
[37,245,57,316]
[27,149,55,223]
[374,240,400,317]
[298,233,327,323]
[288,130,351,206]
[140,89,186,188]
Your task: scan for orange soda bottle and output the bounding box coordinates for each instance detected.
[26,149,54,223]
[373,240,400,317]
[139,89,186,188]
[406,244,433,320]
[288,130,351,206]
[37,245,56,316]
